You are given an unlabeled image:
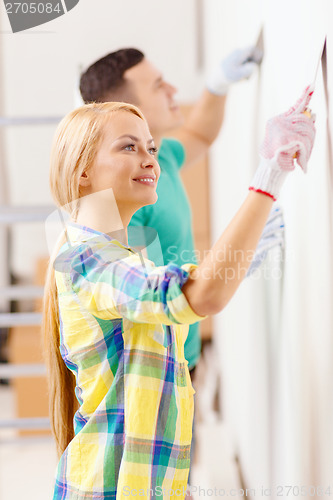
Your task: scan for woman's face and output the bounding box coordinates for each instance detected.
[80,111,160,217]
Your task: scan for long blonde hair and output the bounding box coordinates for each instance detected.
[43,102,145,457]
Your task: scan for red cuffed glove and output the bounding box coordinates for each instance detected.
[250,85,316,200]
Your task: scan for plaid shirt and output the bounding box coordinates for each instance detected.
[52,223,203,499]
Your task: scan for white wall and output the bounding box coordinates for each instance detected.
[2,0,333,495]
[204,0,333,496]
[0,0,204,278]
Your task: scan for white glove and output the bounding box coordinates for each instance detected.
[207,46,263,96]
[249,85,316,200]
[247,204,284,276]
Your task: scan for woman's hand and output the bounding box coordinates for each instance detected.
[250,85,316,200]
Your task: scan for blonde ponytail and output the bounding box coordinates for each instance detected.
[43,244,78,457]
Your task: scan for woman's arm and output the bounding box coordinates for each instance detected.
[182,191,273,316]
[182,85,316,316]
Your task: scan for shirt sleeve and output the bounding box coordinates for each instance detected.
[60,239,204,326]
[162,137,186,170]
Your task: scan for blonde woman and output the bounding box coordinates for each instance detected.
[44,91,315,499]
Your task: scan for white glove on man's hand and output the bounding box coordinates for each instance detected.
[207,46,263,96]
[247,204,284,277]
[249,85,316,201]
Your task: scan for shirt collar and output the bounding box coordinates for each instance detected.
[66,222,132,251]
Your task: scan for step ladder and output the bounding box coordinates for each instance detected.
[0,114,61,432]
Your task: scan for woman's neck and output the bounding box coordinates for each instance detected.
[75,190,130,246]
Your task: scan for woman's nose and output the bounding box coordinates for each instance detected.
[141,159,154,168]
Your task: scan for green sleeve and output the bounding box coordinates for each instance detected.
[163,137,186,170]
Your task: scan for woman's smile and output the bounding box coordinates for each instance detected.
[133,174,157,186]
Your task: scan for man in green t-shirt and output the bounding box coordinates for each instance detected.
[79,48,262,372]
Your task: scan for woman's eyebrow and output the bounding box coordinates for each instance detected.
[114,135,154,144]
[114,134,138,142]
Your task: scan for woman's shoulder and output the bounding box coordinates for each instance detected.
[54,235,133,278]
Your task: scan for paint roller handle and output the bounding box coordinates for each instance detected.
[293,109,312,158]
[303,110,312,118]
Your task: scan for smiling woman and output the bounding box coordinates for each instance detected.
[44,101,203,500]
[77,111,160,228]
[43,92,315,499]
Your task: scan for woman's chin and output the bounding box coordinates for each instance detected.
[140,193,158,208]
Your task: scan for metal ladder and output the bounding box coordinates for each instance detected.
[0,115,61,432]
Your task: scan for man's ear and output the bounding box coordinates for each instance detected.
[79,170,91,188]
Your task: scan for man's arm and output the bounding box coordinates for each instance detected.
[172,46,263,168]
[172,90,226,168]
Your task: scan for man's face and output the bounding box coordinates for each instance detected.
[124,59,184,138]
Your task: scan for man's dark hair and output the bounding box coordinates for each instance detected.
[80,48,144,104]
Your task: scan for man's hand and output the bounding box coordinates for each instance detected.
[207,46,263,96]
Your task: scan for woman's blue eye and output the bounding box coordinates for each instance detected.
[123,144,157,155]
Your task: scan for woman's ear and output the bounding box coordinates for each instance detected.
[79,170,91,188]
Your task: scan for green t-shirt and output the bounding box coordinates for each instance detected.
[129,138,201,369]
